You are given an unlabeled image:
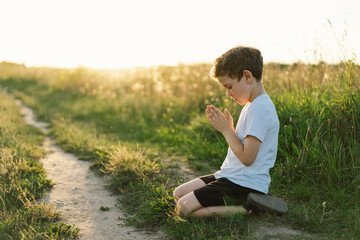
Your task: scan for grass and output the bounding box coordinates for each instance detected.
[0,92,79,239]
[0,60,359,239]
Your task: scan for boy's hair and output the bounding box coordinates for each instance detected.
[210,46,263,81]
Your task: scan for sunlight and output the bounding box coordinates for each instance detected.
[0,0,359,68]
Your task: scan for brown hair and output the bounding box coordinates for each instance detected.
[210,46,263,81]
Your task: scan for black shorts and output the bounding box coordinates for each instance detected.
[193,174,264,208]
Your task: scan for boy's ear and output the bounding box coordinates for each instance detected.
[243,70,253,84]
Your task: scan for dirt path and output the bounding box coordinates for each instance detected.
[14,98,164,240]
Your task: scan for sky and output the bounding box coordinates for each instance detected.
[0,0,359,69]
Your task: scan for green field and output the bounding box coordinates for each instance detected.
[0,60,359,239]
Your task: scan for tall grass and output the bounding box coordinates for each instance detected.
[0,60,359,238]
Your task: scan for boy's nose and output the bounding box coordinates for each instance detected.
[227,91,231,97]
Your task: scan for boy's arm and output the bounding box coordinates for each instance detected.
[206,105,260,166]
[223,131,260,167]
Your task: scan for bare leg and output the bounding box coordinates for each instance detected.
[176,191,248,217]
[193,205,248,217]
[173,178,206,201]
[176,191,203,216]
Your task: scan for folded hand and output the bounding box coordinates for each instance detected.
[206,105,234,134]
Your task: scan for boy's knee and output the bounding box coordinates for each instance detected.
[176,197,191,216]
[173,187,182,201]
[173,190,179,202]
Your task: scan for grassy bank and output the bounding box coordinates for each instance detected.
[1,61,359,239]
[0,91,79,239]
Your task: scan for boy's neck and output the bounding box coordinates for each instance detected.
[249,81,266,103]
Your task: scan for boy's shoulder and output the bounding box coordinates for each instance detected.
[245,94,278,124]
[249,94,276,112]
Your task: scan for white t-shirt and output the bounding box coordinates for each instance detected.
[214,94,279,194]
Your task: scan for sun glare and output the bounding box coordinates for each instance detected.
[0,0,359,69]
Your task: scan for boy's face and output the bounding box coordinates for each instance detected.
[218,75,252,105]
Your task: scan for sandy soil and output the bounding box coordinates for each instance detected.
[15,99,164,240]
[249,220,315,239]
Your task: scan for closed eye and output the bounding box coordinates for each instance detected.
[222,84,232,90]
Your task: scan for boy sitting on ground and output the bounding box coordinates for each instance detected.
[173,46,287,217]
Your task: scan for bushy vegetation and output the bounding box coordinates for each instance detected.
[0,60,359,239]
[0,92,79,239]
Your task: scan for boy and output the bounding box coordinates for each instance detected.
[173,46,287,217]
